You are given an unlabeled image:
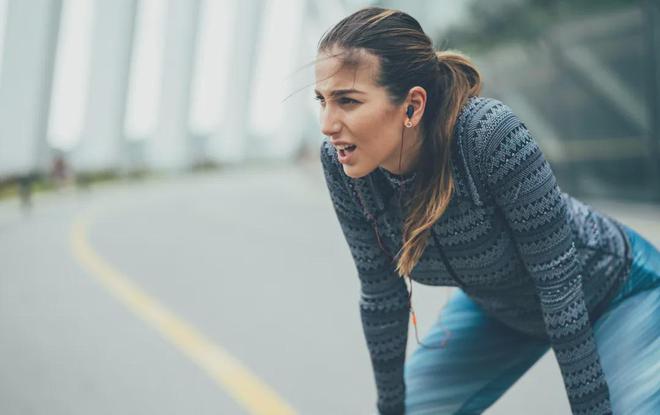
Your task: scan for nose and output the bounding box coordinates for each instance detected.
[320,107,341,138]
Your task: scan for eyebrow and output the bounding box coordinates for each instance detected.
[314,88,366,97]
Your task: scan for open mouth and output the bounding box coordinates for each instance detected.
[338,145,357,157]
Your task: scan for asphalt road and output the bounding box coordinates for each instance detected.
[1,161,658,415]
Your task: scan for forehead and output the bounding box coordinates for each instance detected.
[314,48,381,94]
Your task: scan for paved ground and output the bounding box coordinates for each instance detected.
[0,161,658,415]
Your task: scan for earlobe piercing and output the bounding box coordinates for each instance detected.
[405,120,413,128]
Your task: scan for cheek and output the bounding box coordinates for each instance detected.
[366,113,399,150]
[352,107,397,143]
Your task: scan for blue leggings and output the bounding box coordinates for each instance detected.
[403,225,660,414]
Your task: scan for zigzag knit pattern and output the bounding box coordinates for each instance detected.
[320,96,633,415]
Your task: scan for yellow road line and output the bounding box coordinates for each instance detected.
[70,211,297,415]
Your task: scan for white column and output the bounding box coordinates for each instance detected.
[207,0,265,164]
[146,0,200,171]
[0,0,61,176]
[72,0,137,173]
[268,0,309,160]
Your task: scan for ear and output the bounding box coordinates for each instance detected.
[404,86,427,127]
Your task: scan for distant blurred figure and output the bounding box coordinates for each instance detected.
[50,153,72,191]
[17,174,33,213]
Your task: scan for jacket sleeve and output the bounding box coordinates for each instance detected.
[479,102,612,415]
[319,141,409,415]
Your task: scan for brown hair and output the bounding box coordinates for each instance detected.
[318,7,482,278]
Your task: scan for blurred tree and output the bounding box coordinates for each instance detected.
[446,0,642,52]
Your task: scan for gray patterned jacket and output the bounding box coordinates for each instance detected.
[320,96,632,415]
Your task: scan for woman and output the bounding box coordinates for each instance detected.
[315,7,659,415]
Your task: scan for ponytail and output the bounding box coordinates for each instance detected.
[434,50,482,146]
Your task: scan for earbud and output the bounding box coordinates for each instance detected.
[406,105,414,119]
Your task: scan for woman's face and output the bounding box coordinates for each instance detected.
[314,48,418,178]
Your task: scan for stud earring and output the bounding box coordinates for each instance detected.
[405,120,413,128]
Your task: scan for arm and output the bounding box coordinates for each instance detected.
[319,141,409,415]
[479,102,612,415]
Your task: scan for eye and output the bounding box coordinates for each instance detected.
[314,95,359,106]
[338,97,359,105]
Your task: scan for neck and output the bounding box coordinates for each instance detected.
[381,127,422,175]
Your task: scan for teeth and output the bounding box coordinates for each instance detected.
[336,144,354,150]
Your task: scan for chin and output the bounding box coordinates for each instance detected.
[343,164,374,179]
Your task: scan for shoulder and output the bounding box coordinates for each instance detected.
[458,96,525,146]
[457,96,531,168]
[453,96,535,204]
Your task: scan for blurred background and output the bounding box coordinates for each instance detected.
[0,1,658,414]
